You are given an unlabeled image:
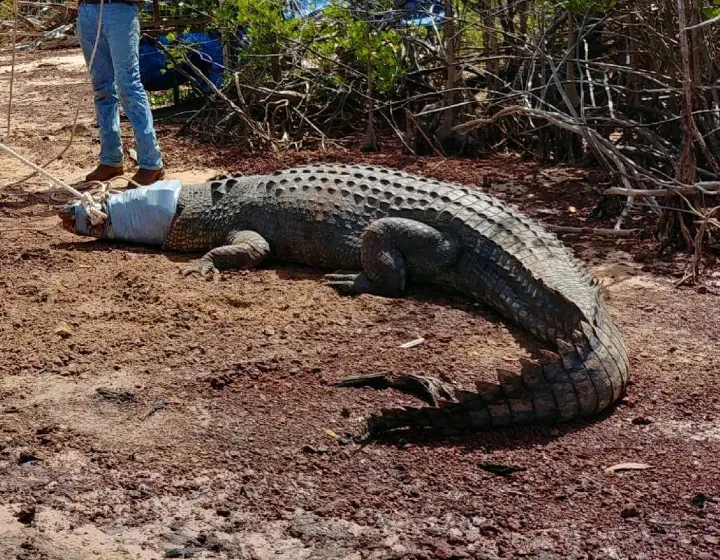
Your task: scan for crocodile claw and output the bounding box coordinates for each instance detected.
[323,273,373,295]
[323,273,360,281]
[182,259,219,280]
[331,373,456,407]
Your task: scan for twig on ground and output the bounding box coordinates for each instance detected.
[547,225,642,237]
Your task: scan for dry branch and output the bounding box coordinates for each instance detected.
[547,225,641,237]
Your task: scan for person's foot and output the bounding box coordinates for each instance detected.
[85,164,124,183]
[131,167,165,186]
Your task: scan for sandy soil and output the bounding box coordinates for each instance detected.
[1,49,720,560]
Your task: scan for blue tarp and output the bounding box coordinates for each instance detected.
[139,31,225,92]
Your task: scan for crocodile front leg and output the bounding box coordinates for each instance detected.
[182,230,270,278]
[324,217,460,297]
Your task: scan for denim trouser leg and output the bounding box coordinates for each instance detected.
[77,4,163,170]
[78,5,122,167]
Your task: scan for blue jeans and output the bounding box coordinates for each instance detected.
[77,2,163,170]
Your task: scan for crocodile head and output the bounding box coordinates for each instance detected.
[57,201,106,239]
[57,181,184,246]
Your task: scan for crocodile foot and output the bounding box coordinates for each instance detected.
[330,373,456,407]
[323,272,374,295]
[182,258,219,280]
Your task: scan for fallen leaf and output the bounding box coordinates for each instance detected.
[400,338,425,348]
[604,462,651,473]
[325,428,337,439]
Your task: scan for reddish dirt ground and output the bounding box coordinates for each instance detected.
[1,49,720,560]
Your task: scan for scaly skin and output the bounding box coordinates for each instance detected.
[60,163,630,435]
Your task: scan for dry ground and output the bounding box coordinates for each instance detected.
[1,49,719,560]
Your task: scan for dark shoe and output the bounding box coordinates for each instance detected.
[131,167,166,186]
[85,164,124,183]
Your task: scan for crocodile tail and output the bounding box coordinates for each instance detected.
[365,309,629,436]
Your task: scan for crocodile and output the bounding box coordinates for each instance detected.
[58,164,630,435]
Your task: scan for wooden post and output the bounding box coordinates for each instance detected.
[7,0,19,136]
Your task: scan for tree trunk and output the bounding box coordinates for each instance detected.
[658,0,699,252]
[482,0,499,94]
[439,0,457,135]
[361,2,378,151]
[560,11,582,162]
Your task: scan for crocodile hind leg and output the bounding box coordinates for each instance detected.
[324,217,460,297]
[325,218,461,406]
[182,230,270,278]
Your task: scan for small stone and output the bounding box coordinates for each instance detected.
[210,377,228,390]
[390,544,407,555]
[14,505,36,525]
[704,535,719,545]
[54,324,73,339]
[464,527,480,543]
[505,518,521,531]
[433,543,458,559]
[621,503,639,518]
[302,444,329,454]
[17,452,39,466]
[242,485,259,499]
[448,527,464,544]
[692,493,708,508]
[264,327,275,336]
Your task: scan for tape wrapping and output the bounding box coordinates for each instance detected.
[75,180,182,246]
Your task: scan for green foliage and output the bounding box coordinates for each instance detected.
[303,2,405,95]
[0,0,13,21]
[702,0,720,20]
[213,0,294,79]
[560,0,618,14]
[139,0,219,21]
[212,0,407,96]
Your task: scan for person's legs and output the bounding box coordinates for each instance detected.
[103,2,164,180]
[77,3,124,179]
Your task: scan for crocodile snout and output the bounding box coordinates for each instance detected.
[57,202,78,234]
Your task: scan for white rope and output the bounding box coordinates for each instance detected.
[1,0,110,225]
[3,0,105,185]
[0,141,107,224]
